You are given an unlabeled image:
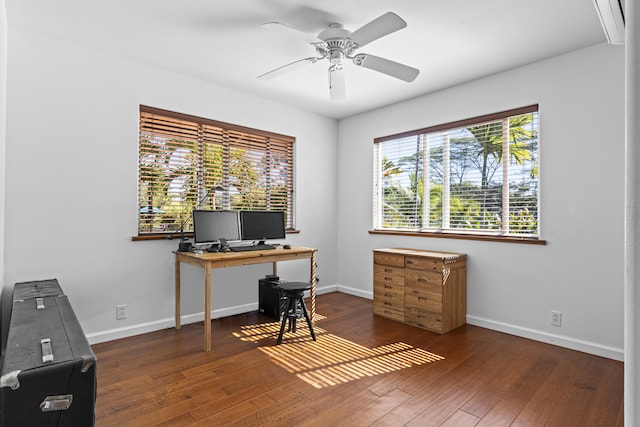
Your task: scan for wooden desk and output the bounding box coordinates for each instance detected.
[174,246,317,351]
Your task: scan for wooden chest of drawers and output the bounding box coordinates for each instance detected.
[373,248,467,333]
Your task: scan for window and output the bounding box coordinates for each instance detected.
[137,106,295,236]
[373,105,539,240]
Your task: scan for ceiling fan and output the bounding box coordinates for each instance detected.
[257,12,420,101]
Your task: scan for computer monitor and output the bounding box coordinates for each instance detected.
[192,210,241,246]
[240,211,286,243]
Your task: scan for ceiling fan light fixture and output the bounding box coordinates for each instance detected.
[329,64,346,101]
[328,49,344,64]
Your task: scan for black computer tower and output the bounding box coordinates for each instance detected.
[259,276,286,321]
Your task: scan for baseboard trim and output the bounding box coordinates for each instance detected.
[333,289,623,361]
[336,285,372,300]
[466,315,624,361]
[86,284,338,345]
[86,288,623,362]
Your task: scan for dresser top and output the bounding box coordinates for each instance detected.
[373,247,466,261]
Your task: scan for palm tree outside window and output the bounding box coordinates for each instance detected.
[373,105,539,239]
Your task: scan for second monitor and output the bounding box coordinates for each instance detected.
[240,211,285,244]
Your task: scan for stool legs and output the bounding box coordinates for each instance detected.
[289,299,297,333]
[276,293,317,345]
[276,297,293,345]
[300,297,317,341]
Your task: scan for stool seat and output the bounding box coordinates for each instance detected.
[278,281,311,292]
[276,281,316,345]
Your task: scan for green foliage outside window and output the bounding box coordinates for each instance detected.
[375,107,539,237]
[138,107,294,235]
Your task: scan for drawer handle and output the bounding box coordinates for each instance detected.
[385,277,392,281]
[407,260,414,265]
[384,293,392,297]
[384,268,392,272]
[384,285,392,289]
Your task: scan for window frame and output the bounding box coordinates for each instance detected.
[372,105,544,244]
[134,105,296,241]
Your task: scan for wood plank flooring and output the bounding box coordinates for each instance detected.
[92,292,623,426]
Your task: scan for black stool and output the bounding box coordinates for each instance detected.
[276,281,317,345]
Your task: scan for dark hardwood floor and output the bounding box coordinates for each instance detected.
[92,292,623,426]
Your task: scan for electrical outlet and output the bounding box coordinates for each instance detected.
[116,304,128,320]
[550,310,562,327]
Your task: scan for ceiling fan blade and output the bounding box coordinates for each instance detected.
[262,22,323,44]
[348,12,407,48]
[352,53,419,82]
[329,65,346,101]
[257,57,320,80]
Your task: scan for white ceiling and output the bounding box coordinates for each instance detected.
[6,0,607,119]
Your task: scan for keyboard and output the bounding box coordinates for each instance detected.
[229,244,276,252]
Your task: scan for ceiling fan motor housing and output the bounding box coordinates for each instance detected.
[316,24,357,64]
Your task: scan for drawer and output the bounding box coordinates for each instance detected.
[374,269,405,287]
[374,297,405,314]
[374,263,404,278]
[374,282,404,303]
[405,256,443,272]
[405,289,442,312]
[405,269,442,292]
[405,306,443,332]
[373,302,404,322]
[374,252,405,267]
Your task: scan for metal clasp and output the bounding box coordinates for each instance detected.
[40,395,73,412]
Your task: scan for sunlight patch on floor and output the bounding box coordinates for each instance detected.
[232,315,445,389]
[232,314,326,342]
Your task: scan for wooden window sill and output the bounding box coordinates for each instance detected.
[369,229,546,245]
[132,229,300,242]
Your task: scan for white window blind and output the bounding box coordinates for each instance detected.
[373,105,539,238]
[138,106,295,235]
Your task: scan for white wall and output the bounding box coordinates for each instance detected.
[4,28,339,343]
[337,43,625,360]
[626,0,640,420]
[3,23,626,361]
[0,0,7,290]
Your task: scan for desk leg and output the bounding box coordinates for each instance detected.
[310,251,317,322]
[272,262,277,276]
[204,265,212,352]
[175,257,181,329]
